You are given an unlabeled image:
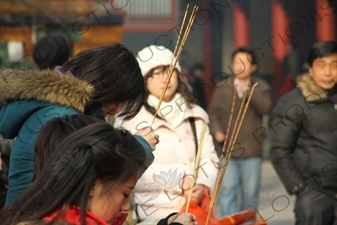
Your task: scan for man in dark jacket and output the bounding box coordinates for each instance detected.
[269,41,337,224]
[209,47,272,217]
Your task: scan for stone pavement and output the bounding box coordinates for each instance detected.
[257,160,296,225]
[213,160,296,225]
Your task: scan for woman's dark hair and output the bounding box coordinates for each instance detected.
[34,114,101,180]
[307,41,337,66]
[0,136,13,186]
[1,123,146,225]
[0,136,13,210]
[61,43,145,120]
[143,66,195,117]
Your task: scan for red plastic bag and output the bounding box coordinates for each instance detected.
[218,208,256,225]
[217,208,268,225]
[180,187,219,225]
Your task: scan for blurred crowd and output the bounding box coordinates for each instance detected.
[0,36,336,225]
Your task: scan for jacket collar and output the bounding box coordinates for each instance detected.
[145,104,208,131]
[218,76,257,90]
[0,69,94,113]
[115,104,209,134]
[297,74,329,102]
[43,205,128,225]
[43,205,108,225]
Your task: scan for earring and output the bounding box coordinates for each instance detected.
[59,204,69,218]
[87,198,91,210]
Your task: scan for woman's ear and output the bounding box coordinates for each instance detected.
[88,180,99,211]
[308,67,313,77]
[89,179,99,197]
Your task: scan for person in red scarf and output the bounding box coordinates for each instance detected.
[0,123,197,225]
[17,221,74,225]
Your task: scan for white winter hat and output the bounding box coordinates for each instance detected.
[136,45,181,76]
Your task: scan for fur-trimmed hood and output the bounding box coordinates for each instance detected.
[297,73,328,102]
[0,69,94,112]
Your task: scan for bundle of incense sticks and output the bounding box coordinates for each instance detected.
[205,83,259,225]
[151,4,199,126]
[185,122,208,213]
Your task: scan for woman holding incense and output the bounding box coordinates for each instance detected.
[0,43,158,207]
[1,123,197,225]
[114,45,219,223]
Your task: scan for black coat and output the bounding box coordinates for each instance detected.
[269,74,337,198]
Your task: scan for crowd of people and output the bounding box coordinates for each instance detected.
[0,34,336,225]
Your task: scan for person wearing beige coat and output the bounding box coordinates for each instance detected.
[114,45,219,224]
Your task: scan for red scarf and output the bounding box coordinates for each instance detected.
[43,205,128,225]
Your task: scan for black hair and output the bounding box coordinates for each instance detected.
[0,136,12,187]
[143,66,195,117]
[34,114,101,180]
[191,63,204,72]
[231,47,258,65]
[307,41,337,66]
[0,136,13,211]
[1,123,146,225]
[33,35,70,70]
[61,43,145,120]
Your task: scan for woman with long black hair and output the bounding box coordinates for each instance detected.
[0,43,157,207]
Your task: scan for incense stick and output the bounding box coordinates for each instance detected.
[205,83,259,225]
[213,84,259,202]
[213,87,241,203]
[212,87,238,206]
[173,4,189,57]
[219,86,237,165]
[230,83,258,154]
[185,122,207,213]
[175,6,198,58]
[223,91,248,160]
[151,5,199,126]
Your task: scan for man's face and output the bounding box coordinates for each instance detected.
[309,54,337,90]
[232,52,257,80]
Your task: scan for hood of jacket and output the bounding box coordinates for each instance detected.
[0,69,95,139]
[297,73,327,102]
[0,69,94,112]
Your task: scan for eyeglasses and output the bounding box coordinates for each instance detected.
[149,67,176,79]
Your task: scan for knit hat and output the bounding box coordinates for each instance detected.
[33,35,70,70]
[136,45,181,76]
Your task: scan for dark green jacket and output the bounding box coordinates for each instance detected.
[0,69,153,207]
